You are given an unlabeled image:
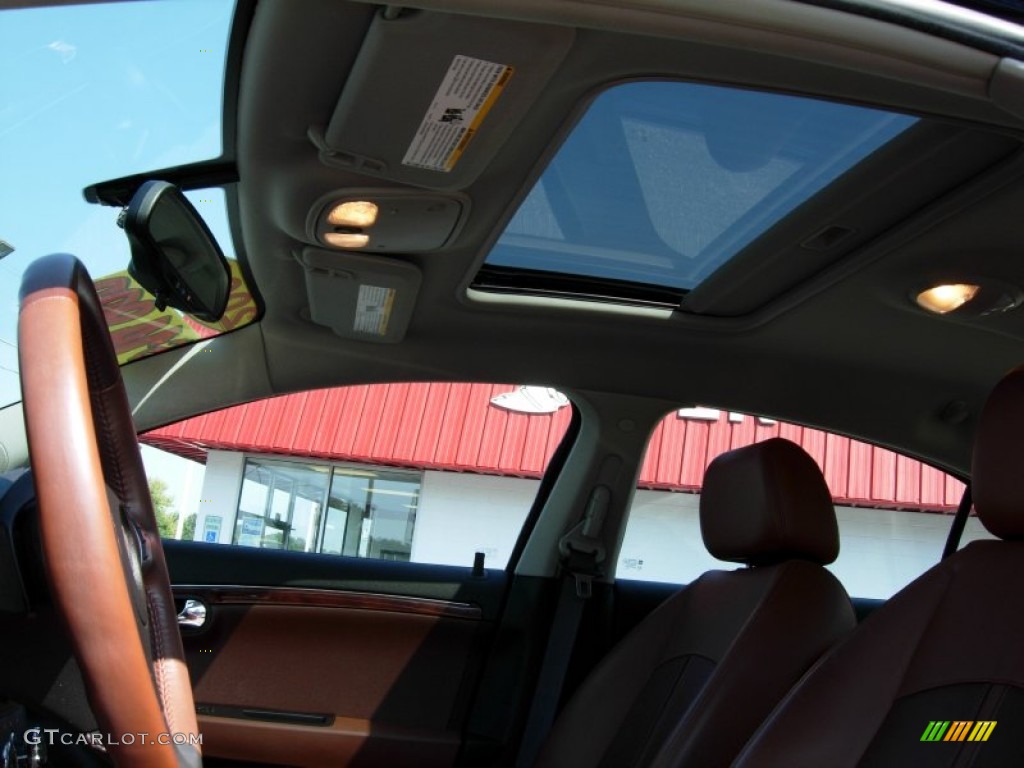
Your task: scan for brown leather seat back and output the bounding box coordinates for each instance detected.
[733,368,1024,768]
[535,438,855,768]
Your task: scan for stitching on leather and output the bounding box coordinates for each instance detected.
[147,589,178,734]
[83,318,104,393]
[91,382,128,499]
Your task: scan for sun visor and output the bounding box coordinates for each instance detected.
[312,10,575,190]
[299,248,421,344]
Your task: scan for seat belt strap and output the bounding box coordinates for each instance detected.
[516,486,609,767]
[942,482,972,559]
[515,567,590,768]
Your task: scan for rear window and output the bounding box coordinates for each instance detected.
[617,407,992,598]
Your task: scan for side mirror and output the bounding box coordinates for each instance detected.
[120,180,230,322]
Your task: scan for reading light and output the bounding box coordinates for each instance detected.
[310,190,466,252]
[915,283,979,314]
[324,232,370,249]
[328,201,378,228]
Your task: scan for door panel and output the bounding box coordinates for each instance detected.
[163,540,504,610]
[164,541,503,767]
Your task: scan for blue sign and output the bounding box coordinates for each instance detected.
[201,514,222,544]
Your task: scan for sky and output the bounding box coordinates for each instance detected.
[0,0,234,404]
[488,81,916,291]
[1,0,237,526]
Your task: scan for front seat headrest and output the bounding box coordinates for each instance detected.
[700,437,839,566]
[972,365,1024,540]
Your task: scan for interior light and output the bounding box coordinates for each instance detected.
[324,232,370,249]
[915,283,979,314]
[328,201,379,228]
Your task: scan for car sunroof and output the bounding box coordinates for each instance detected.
[476,81,917,302]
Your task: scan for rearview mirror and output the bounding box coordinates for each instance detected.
[120,180,230,322]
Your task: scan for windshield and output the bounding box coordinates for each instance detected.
[0,0,251,409]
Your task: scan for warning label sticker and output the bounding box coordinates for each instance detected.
[402,55,514,173]
[354,285,395,336]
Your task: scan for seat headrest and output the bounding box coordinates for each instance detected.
[972,365,1024,539]
[700,437,839,566]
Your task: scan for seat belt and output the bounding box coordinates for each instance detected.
[515,486,609,768]
[942,483,972,560]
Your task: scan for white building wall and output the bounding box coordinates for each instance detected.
[181,452,990,599]
[828,506,992,598]
[194,449,245,544]
[617,490,707,581]
[618,488,995,598]
[412,470,542,569]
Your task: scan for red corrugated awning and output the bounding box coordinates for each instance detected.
[141,383,963,511]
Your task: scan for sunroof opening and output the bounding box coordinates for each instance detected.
[476,81,917,302]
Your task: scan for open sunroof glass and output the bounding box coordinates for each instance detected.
[480,81,917,296]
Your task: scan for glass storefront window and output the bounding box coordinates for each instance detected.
[233,459,331,552]
[233,458,421,560]
[326,468,420,562]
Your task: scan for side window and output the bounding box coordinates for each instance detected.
[617,408,993,598]
[140,383,571,569]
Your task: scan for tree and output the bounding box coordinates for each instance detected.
[149,478,178,538]
[181,513,197,542]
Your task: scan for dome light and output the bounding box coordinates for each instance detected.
[327,201,378,229]
[915,283,979,314]
[324,232,370,249]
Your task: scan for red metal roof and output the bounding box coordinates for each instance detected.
[142,383,964,511]
[142,383,571,478]
[639,412,962,509]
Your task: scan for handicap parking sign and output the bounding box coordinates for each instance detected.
[201,515,222,544]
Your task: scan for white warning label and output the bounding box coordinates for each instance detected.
[354,284,395,336]
[402,55,513,173]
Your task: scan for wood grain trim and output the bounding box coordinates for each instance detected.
[173,585,482,620]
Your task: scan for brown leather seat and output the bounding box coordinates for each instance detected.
[733,368,1024,768]
[535,437,855,768]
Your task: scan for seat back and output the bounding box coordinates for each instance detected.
[535,438,855,768]
[733,368,1024,768]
